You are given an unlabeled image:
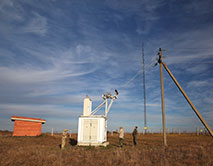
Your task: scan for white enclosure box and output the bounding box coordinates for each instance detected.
[77,115,108,146]
[77,91,118,146]
[83,96,92,116]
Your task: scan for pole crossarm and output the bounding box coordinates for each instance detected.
[162,62,213,137]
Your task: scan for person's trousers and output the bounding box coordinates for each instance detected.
[119,138,123,147]
[133,136,136,146]
[61,137,66,149]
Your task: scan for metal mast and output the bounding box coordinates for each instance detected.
[142,43,147,133]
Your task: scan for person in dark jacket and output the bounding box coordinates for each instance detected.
[132,126,138,146]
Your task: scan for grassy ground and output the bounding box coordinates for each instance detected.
[0,131,212,166]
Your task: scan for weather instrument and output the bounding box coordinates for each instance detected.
[77,90,118,146]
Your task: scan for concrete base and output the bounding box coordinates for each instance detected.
[78,141,109,147]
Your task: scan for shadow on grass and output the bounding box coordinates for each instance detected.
[109,143,120,147]
[69,138,77,146]
[109,142,133,148]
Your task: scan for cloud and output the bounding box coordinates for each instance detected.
[0,66,95,84]
[203,97,213,105]
[22,12,47,36]
[0,0,213,133]
[76,44,92,55]
[185,64,209,74]
[0,0,14,9]
[183,0,213,15]
[0,103,81,117]
[0,103,81,132]
[187,80,210,88]
[203,110,213,122]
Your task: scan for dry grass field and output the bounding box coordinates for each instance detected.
[0,131,212,166]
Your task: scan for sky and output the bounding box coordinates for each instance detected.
[0,0,213,133]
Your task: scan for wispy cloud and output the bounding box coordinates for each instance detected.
[183,0,213,15]
[0,0,213,132]
[22,12,47,36]
[0,66,95,84]
[187,80,211,88]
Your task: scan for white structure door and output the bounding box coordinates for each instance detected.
[90,119,98,141]
[83,119,91,141]
[82,119,98,141]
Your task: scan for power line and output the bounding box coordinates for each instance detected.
[165,48,213,50]
[169,61,213,64]
[119,70,141,88]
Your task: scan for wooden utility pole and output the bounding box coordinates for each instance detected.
[142,43,147,134]
[159,48,167,146]
[162,62,213,137]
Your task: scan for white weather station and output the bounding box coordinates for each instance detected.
[77,90,118,146]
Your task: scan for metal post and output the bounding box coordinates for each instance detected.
[51,128,54,136]
[162,62,213,137]
[196,127,199,136]
[142,43,147,134]
[69,129,72,138]
[159,48,167,146]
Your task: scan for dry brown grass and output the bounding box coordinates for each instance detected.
[0,131,212,166]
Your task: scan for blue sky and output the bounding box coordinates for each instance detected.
[0,0,213,133]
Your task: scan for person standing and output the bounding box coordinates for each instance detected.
[118,127,124,147]
[132,126,138,146]
[61,129,68,149]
